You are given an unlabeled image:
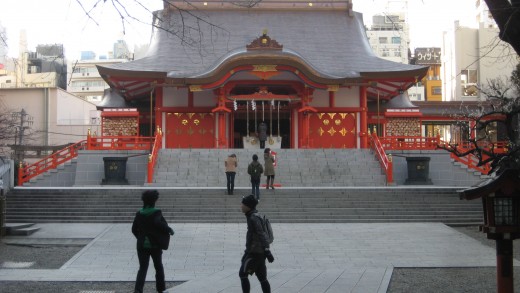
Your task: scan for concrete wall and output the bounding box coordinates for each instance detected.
[389,150,487,187]
[0,87,98,156]
[74,150,148,186]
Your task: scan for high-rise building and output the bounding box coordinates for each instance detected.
[113,40,131,60]
[81,51,96,61]
[442,20,517,101]
[68,58,127,104]
[366,13,410,65]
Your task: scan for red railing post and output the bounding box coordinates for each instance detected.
[18,161,23,186]
[387,154,393,184]
[147,127,163,184]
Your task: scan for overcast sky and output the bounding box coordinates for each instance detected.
[0,0,476,60]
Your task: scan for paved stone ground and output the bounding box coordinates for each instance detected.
[1,222,514,292]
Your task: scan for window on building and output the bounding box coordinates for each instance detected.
[379,37,388,44]
[393,50,401,57]
[391,37,401,44]
[381,49,390,57]
[461,69,478,97]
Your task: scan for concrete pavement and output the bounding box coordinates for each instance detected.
[0,222,510,292]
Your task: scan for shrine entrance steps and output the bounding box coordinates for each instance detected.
[149,148,387,187]
[5,187,482,225]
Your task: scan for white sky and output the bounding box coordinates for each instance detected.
[0,0,477,60]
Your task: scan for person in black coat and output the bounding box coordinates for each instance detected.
[239,194,274,293]
[132,190,174,293]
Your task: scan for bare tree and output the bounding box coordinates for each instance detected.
[438,66,520,175]
[75,0,230,54]
[0,107,18,157]
[484,0,520,55]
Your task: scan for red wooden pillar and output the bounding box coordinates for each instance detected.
[212,88,231,148]
[155,86,163,135]
[359,86,368,148]
[329,91,335,108]
[298,88,316,148]
[470,120,476,141]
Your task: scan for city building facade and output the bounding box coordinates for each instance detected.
[68,58,127,105]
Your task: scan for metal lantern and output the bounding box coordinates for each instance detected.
[460,169,520,293]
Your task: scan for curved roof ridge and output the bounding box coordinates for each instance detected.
[101,8,427,81]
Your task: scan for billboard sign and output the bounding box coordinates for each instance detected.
[415,48,441,65]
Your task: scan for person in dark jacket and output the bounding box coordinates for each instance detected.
[258,121,267,149]
[239,194,274,293]
[132,190,174,293]
[247,154,264,200]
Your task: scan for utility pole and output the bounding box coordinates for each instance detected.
[11,108,33,162]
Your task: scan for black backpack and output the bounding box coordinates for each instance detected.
[250,163,262,179]
[253,213,274,244]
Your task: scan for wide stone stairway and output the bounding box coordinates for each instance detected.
[149,148,387,187]
[6,149,483,226]
[5,187,482,225]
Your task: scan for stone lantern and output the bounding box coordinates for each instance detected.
[459,169,520,293]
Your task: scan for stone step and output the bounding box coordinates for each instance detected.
[6,187,481,225]
[5,223,40,236]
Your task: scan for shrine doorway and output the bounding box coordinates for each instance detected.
[231,104,292,149]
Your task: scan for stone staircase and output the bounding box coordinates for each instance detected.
[149,149,387,187]
[5,187,482,226]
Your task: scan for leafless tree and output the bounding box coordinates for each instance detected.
[0,106,18,157]
[484,0,520,56]
[438,66,520,174]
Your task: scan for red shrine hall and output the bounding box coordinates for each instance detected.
[97,0,429,150]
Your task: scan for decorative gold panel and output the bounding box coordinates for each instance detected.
[189,85,203,92]
[328,113,336,119]
[252,65,277,72]
[323,119,329,125]
[327,127,336,136]
[327,85,339,92]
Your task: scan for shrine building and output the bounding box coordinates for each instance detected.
[96,0,429,149]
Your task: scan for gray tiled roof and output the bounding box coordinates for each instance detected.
[102,9,425,79]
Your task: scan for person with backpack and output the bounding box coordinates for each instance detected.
[132,190,175,293]
[247,154,264,200]
[239,194,275,293]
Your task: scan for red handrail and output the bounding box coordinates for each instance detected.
[147,129,163,183]
[437,140,508,175]
[378,136,441,150]
[87,134,153,150]
[18,140,87,186]
[368,132,393,184]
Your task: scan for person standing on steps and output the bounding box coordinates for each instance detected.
[247,154,263,200]
[258,121,267,149]
[225,153,238,195]
[239,194,275,293]
[132,190,174,293]
[263,148,275,189]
